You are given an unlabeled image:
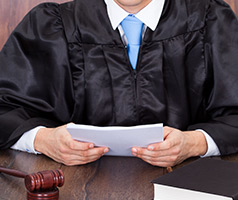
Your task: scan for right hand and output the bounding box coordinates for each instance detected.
[34,125,109,166]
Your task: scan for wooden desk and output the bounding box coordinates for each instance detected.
[1,150,238,200]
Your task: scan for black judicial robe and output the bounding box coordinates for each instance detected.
[1,0,238,155]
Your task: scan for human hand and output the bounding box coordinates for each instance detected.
[34,125,109,166]
[131,126,207,167]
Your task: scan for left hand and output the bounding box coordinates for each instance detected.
[131,126,208,167]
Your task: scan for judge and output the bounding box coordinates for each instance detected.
[1,0,238,167]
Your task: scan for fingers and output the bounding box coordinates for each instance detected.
[63,127,109,156]
[147,140,175,152]
[132,146,181,167]
[131,126,187,167]
[59,139,108,156]
[145,130,180,152]
[132,145,180,159]
[35,125,109,166]
[48,141,109,166]
[56,137,109,166]
[59,126,96,152]
[66,138,95,151]
[53,146,109,166]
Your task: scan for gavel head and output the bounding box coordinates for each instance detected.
[24,169,64,192]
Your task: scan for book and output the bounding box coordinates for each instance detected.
[152,158,238,200]
[67,123,163,157]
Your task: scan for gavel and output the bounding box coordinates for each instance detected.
[0,166,64,200]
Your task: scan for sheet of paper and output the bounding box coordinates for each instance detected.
[67,123,163,157]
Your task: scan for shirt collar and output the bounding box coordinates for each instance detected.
[104,0,165,31]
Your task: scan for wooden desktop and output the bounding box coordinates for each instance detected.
[0,149,165,200]
[0,149,238,200]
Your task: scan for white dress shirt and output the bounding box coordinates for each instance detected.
[11,0,220,157]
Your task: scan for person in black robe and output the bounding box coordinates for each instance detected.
[0,0,238,167]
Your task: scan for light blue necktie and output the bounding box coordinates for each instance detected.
[121,15,143,69]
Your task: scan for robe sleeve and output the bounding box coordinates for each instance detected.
[188,0,238,155]
[0,3,74,149]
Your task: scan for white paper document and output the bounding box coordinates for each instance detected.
[67,123,163,157]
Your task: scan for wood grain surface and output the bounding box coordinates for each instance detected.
[0,0,69,50]
[1,149,238,200]
[0,150,167,200]
[0,0,237,50]
[225,0,238,13]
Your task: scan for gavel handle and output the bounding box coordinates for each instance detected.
[0,166,27,178]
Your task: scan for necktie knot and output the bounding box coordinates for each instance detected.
[121,15,143,69]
